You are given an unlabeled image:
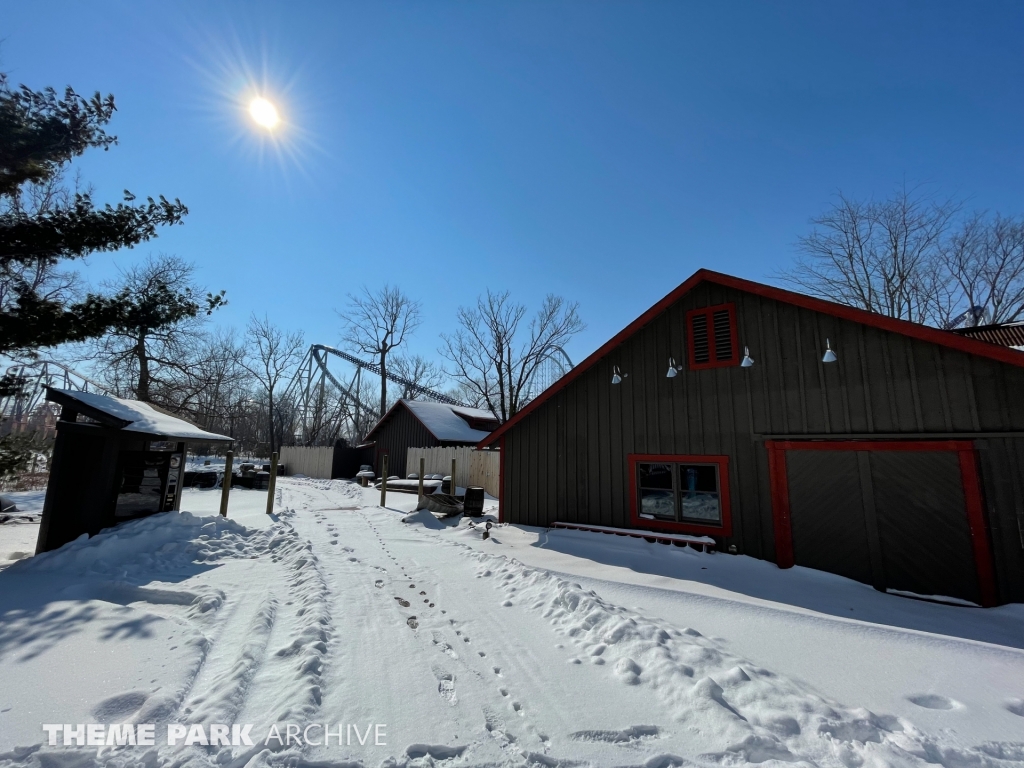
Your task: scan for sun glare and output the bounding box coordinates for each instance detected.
[249,97,279,129]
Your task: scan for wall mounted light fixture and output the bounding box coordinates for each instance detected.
[822,339,838,363]
[611,365,626,384]
[740,347,754,368]
[666,357,682,378]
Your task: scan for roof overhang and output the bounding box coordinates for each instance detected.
[47,388,233,443]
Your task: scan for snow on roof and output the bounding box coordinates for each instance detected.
[48,388,232,442]
[391,399,498,443]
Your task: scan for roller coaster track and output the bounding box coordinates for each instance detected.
[292,345,462,407]
[282,345,463,445]
[283,344,574,445]
[0,360,112,422]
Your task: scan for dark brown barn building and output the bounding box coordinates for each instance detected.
[365,399,498,478]
[479,270,1024,607]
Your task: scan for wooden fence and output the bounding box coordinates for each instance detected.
[280,446,334,479]
[406,446,500,497]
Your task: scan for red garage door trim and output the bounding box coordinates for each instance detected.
[765,439,996,608]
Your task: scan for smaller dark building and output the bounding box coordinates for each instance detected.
[364,399,498,478]
[36,388,232,553]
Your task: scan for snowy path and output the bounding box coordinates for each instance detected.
[0,478,1022,767]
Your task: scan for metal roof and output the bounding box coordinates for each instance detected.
[952,322,1024,348]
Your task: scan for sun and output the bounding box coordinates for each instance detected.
[249,97,279,129]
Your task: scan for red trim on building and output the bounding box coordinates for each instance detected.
[686,303,740,370]
[627,453,732,537]
[766,439,997,607]
[477,269,1024,449]
[957,449,998,608]
[498,436,505,524]
[766,441,793,568]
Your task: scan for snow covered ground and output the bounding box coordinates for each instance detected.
[0,478,1022,767]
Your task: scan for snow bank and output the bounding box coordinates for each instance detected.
[462,545,1024,768]
[11,511,255,578]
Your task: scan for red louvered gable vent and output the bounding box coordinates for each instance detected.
[687,304,739,370]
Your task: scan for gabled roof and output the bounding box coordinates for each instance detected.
[478,268,1024,448]
[365,399,498,444]
[47,388,232,442]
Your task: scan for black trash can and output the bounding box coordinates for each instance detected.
[464,486,485,516]
[442,475,454,494]
[254,471,270,490]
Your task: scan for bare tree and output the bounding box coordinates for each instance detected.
[88,254,225,406]
[338,285,421,417]
[440,291,584,423]
[779,185,959,324]
[187,329,250,426]
[939,213,1024,326]
[242,315,305,455]
[388,354,447,402]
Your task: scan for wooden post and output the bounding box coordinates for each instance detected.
[380,454,388,507]
[418,457,425,507]
[219,450,233,517]
[451,457,457,497]
[266,451,278,516]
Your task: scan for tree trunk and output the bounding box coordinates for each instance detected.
[136,333,151,402]
[268,394,275,456]
[379,349,388,416]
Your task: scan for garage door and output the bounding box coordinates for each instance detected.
[769,440,995,606]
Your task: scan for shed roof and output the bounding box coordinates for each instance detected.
[478,268,1024,448]
[366,399,498,444]
[953,321,1024,348]
[47,388,232,442]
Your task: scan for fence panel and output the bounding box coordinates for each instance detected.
[280,446,335,479]
[406,446,500,497]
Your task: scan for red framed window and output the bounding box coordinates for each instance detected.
[686,303,739,370]
[628,453,732,536]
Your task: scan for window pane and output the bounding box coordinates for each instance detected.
[678,464,721,524]
[639,489,675,520]
[638,463,673,490]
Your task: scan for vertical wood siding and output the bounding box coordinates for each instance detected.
[279,446,335,479]
[406,446,500,496]
[502,282,1024,603]
[370,406,439,478]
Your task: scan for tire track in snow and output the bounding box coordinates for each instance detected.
[438,534,1024,768]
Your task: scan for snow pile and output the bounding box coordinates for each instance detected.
[400,508,447,529]
[465,547,1024,767]
[12,511,257,578]
[0,503,336,768]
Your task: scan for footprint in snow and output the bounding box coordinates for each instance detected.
[908,694,962,710]
[395,597,411,607]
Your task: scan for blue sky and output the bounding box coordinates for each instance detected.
[2,1,1023,365]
